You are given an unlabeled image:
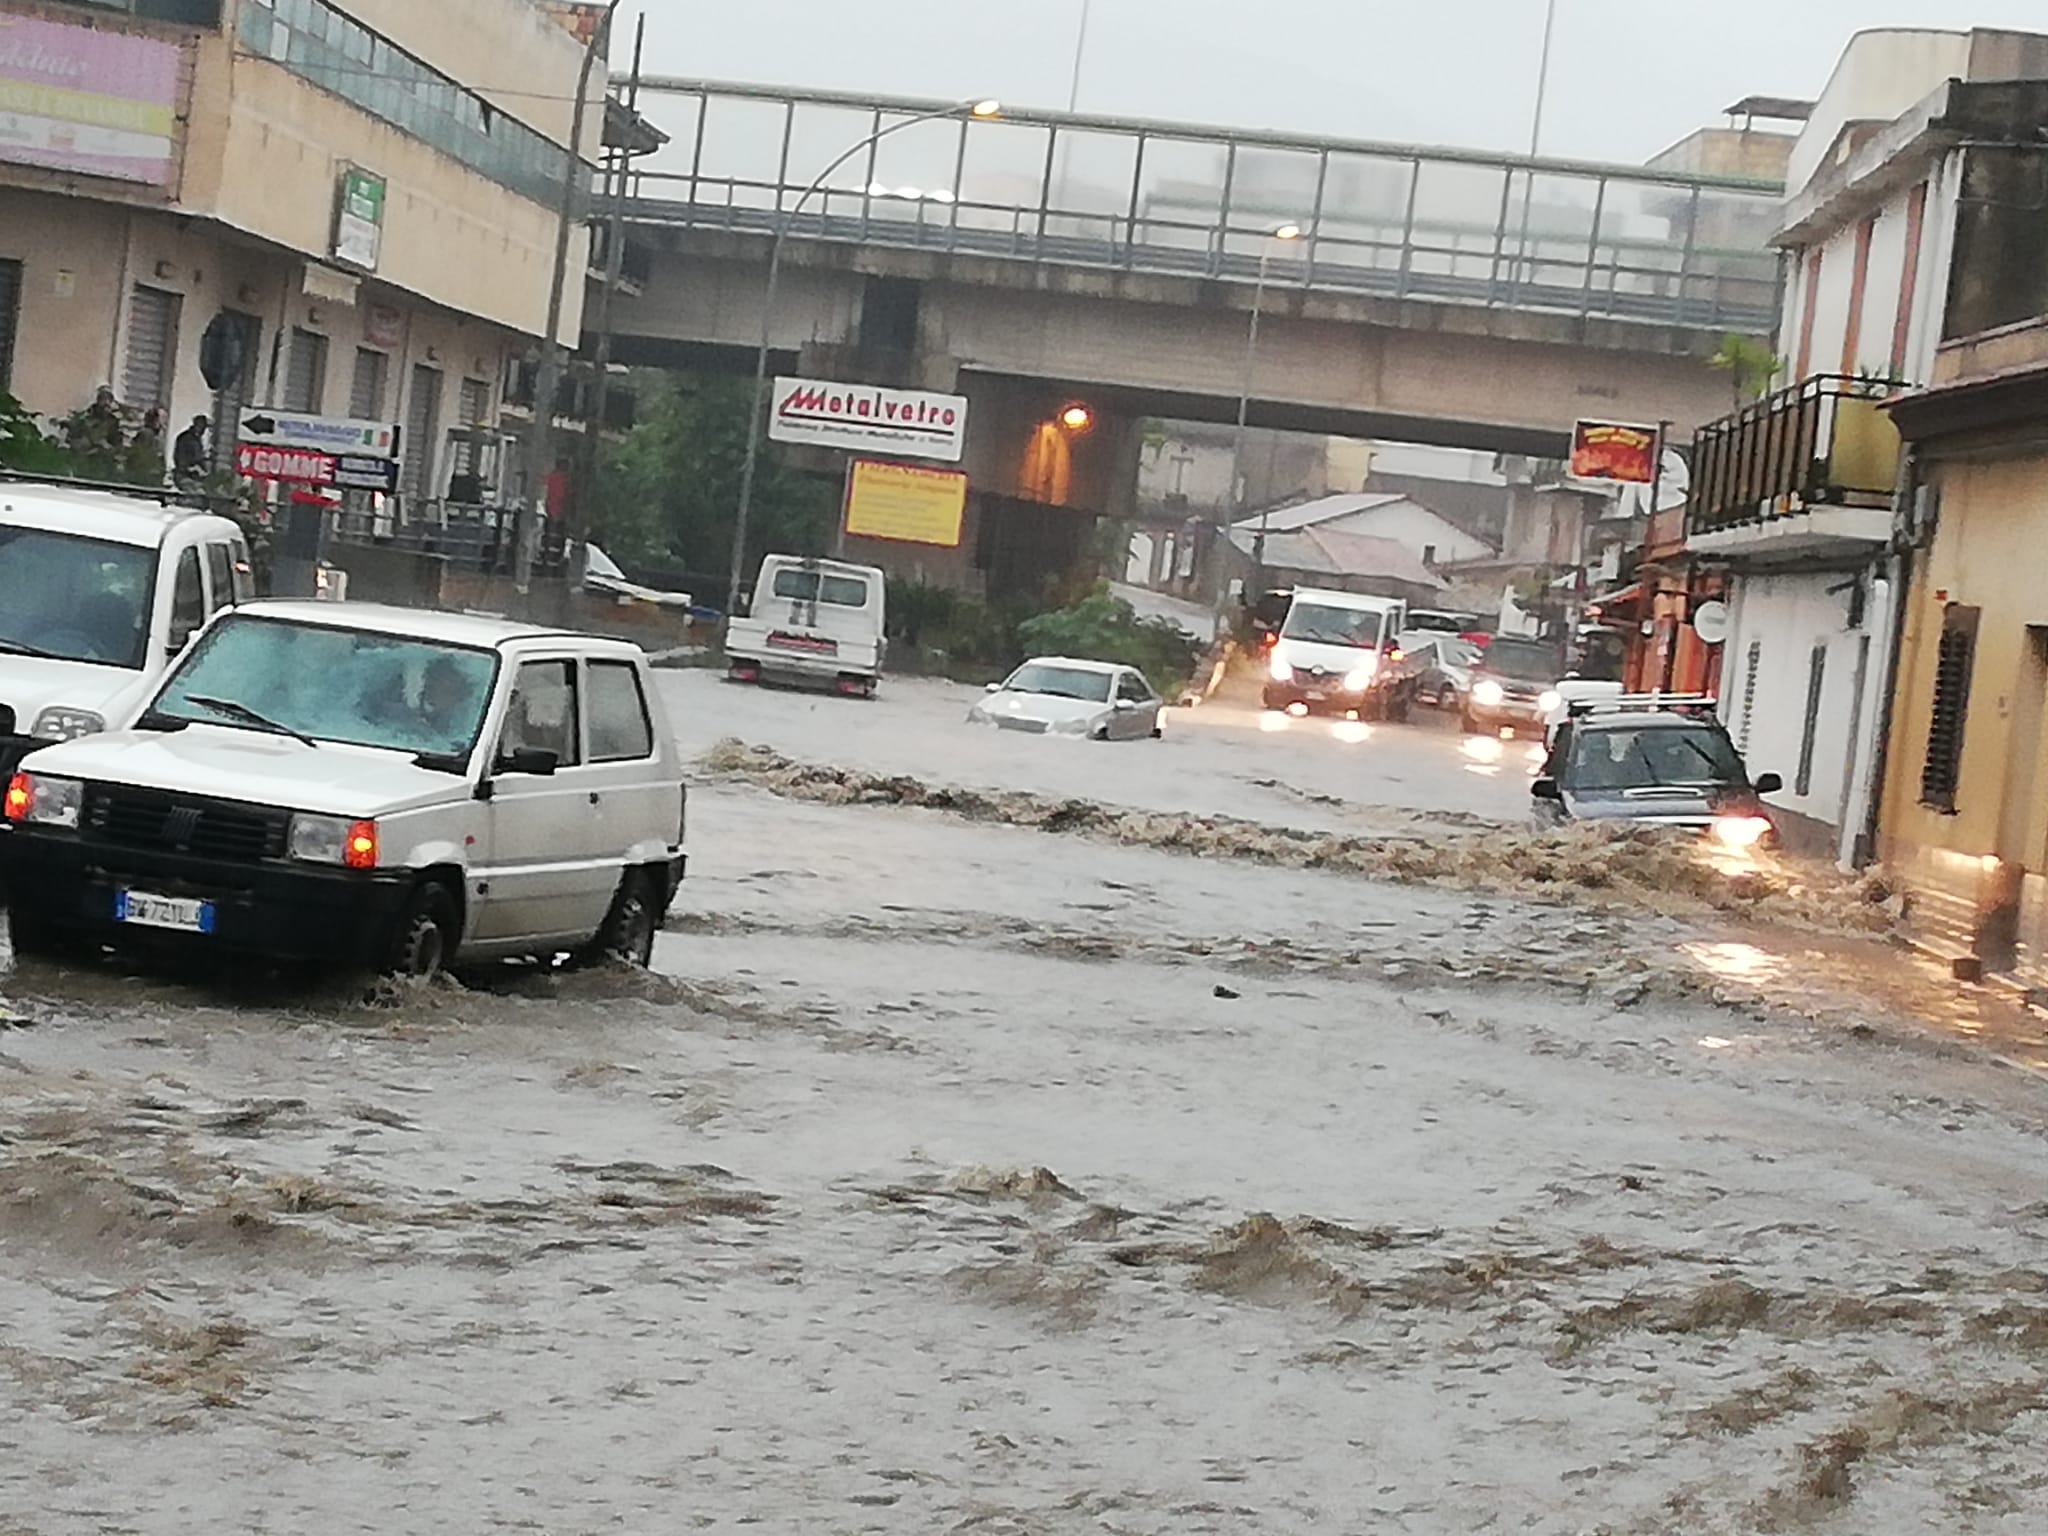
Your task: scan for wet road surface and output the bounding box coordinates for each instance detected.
[4,672,2048,1533]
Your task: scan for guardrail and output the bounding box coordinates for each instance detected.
[608,80,1787,335]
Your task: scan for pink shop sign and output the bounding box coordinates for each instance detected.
[0,13,182,186]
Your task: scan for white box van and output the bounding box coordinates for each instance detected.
[726,555,887,696]
[0,475,250,777]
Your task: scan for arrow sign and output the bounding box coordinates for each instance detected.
[236,408,400,459]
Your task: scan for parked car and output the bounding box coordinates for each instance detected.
[1404,634,1482,711]
[1262,588,1418,720]
[0,602,687,978]
[1461,634,1564,737]
[967,657,1164,740]
[1532,696,1782,849]
[0,473,251,779]
[725,555,886,697]
[583,544,691,609]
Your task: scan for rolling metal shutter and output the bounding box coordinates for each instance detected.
[122,285,181,410]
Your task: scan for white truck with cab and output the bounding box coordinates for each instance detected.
[726,555,887,696]
[0,473,251,778]
[1262,588,1421,721]
[1,601,687,980]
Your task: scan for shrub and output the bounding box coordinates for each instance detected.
[1016,590,1201,694]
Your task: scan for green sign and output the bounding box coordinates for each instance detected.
[333,166,387,271]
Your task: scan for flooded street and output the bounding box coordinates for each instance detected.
[6,674,2048,1533]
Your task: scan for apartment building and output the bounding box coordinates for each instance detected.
[0,0,600,507]
[1683,27,2048,867]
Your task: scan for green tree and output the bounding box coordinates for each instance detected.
[595,373,837,583]
[1710,334,1783,407]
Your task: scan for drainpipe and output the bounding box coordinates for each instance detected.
[1858,448,1919,870]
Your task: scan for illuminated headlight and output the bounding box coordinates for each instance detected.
[32,706,106,741]
[1538,690,1562,713]
[1712,815,1772,850]
[3,772,83,829]
[1344,664,1376,692]
[1268,649,1293,683]
[1473,679,1506,707]
[289,814,380,868]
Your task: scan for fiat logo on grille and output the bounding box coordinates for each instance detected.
[161,805,202,849]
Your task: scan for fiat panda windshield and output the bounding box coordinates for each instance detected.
[145,615,498,761]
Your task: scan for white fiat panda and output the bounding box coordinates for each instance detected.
[0,601,687,979]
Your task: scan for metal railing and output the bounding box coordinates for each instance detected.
[603,80,1788,335]
[1689,374,1906,537]
[331,502,568,576]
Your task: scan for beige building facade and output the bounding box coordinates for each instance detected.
[0,0,598,508]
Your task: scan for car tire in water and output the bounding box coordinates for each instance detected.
[386,881,458,981]
[575,870,660,969]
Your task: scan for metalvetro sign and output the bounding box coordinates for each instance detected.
[769,378,968,464]
[0,14,181,186]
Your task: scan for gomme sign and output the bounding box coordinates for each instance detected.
[769,378,968,464]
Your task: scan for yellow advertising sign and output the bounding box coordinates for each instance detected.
[843,459,969,547]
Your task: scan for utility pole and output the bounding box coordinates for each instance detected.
[573,12,647,598]
[515,0,620,610]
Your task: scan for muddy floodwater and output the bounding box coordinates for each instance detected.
[5,673,2048,1534]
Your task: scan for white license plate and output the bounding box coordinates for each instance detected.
[114,891,217,935]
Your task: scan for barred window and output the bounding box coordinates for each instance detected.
[1920,605,1978,814]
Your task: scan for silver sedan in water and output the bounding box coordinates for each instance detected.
[967,657,1164,740]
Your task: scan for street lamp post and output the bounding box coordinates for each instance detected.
[515,0,622,606]
[725,98,999,620]
[1237,223,1301,599]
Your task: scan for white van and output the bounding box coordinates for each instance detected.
[1,601,687,979]
[725,555,887,696]
[0,475,250,777]
[1262,588,1418,720]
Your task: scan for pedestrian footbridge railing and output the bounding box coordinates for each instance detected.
[603,80,1785,337]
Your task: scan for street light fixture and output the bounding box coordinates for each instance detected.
[1235,222,1303,599]
[726,98,1001,620]
[515,0,622,607]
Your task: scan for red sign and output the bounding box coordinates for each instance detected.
[1569,420,1660,485]
[237,443,336,485]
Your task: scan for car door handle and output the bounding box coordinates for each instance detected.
[588,792,601,805]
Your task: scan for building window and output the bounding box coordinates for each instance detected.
[1737,639,1762,755]
[1422,543,1437,566]
[1795,643,1828,797]
[1920,605,1979,814]
[0,260,20,393]
[122,285,182,413]
[349,348,388,421]
[63,1,223,22]
[236,0,579,208]
[284,328,328,413]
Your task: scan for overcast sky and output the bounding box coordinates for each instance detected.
[612,0,2048,163]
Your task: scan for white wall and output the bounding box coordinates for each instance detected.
[1325,500,1491,564]
[1788,30,1971,194]
[1723,568,1890,863]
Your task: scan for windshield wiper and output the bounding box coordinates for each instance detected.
[0,637,62,661]
[132,708,191,734]
[185,696,320,749]
[412,749,470,775]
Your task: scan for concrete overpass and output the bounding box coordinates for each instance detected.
[596,82,1787,591]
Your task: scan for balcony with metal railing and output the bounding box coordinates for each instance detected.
[605,80,1787,338]
[1688,374,1906,556]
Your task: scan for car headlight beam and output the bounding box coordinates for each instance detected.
[1473,679,1506,707]
[3,771,84,829]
